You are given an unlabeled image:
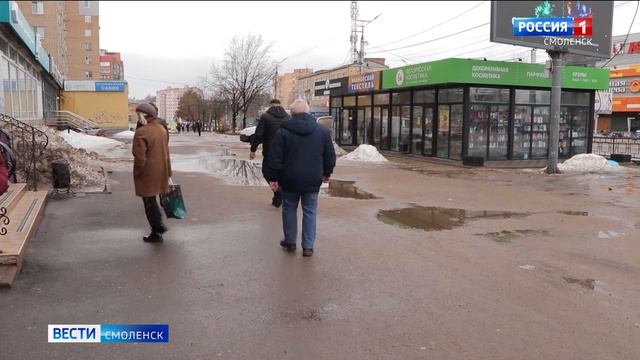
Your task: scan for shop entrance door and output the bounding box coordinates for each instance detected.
[340,108,356,146]
[373,106,390,150]
[356,108,364,145]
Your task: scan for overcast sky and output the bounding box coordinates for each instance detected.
[99,1,640,99]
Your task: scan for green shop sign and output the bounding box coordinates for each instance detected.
[382,58,609,90]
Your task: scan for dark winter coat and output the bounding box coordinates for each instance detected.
[250,106,290,156]
[0,152,8,195]
[265,112,336,193]
[132,120,172,197]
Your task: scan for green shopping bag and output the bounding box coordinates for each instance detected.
[160,179,187,219]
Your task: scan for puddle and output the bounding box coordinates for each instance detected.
[557,211,589,216]
[377,206,527,231]
[172,152,264,186]
[475,229,549,243]
[563,277,595,290]
[324,180,381,200]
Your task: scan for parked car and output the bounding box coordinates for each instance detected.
[239,126,256,143]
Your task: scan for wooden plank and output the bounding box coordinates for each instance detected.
[0,191,48,265]
[0,264,18,288]
[0,183,27,213]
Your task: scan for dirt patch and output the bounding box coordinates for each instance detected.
[563,277,596,290]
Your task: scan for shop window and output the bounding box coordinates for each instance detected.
[374,93,389,105]
[469,87,510,103]
[413,90,435,104]
[330,97,341,108]
[391,91,410,105]
[357,95,372,106]
[561,91,590,106]
[32,1,44,15]
[515,89,550,104]
[438,88,463,103]
[343,96,356,107]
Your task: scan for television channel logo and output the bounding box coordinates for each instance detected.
[48,324,169,343]
[512,17,592,37]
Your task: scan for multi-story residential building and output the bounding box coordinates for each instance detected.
[1,1,63,119]
[273,68,313,108]
[297,59,387,108]
[156,86,203,122]
[17,0,100,80]
[99,49,123,80]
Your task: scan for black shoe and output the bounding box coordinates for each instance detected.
[279,240,296,252]
[143,232,163,243]
[302,248,314,257]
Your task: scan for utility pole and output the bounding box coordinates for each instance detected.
[356,13,382,73]
[546,50,564,174]
[350,1,359,64]
[530,48,536,64]
[273,57,288,100]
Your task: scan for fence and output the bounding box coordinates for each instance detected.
[0,113,49,191]
[592,136,640,159]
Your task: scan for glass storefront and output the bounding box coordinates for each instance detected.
[468,88,510,160]
[391,92,410,152]
[438,88,463,159]
[330,82,594,162]
[0,47,43,120]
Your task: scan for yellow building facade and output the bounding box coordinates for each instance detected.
[61,80,129,128]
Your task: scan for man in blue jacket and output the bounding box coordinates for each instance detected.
[265,99,336,257]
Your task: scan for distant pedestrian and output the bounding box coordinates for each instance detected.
[250,98,291,207]
[631,126,638,141]
[196,121,202,136]
[133,103,172,243]
[177,123,182,133]
[266,99,336,257]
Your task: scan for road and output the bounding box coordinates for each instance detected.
[1,132,639,360]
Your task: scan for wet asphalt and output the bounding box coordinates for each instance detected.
[1,132,639,360]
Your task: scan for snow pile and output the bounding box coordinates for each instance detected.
[239,126,256,136]
[32,127,105,187]
[558,154,621,172]
[341,144,388,162]
[111,130,135,139]
[59,130,124,154]
[334,142,348,157]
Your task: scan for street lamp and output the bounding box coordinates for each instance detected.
[273,57,288,99]
[357,13,382,73]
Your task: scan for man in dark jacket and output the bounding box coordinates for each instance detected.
[250,98,291,207]
[265,99,336,257]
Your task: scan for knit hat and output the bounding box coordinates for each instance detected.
[136,103,157,118]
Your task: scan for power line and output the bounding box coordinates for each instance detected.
[370,1,487,49]
[601,0,639,68]
[368,22,490,54]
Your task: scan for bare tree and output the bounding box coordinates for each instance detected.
[208,34,273,131]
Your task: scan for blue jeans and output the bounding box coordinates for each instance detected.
[282,191,319,250]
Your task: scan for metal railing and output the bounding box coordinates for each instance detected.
[45,110,100,132]
[592,136,640,159]
[0,113,49,191]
